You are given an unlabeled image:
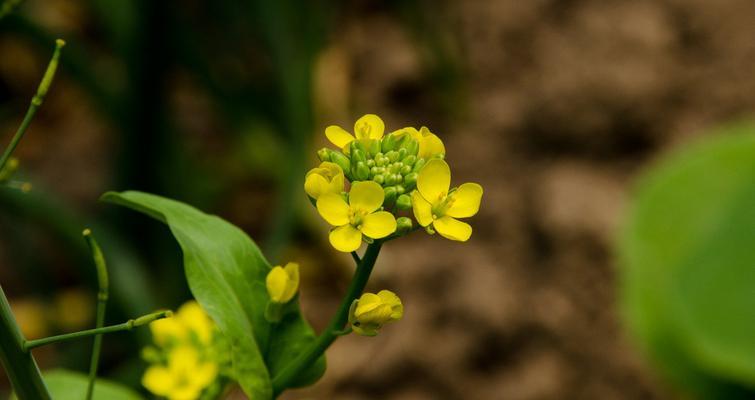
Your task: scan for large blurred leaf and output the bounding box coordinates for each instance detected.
[102,191,325,398]
[619,123,755,397]
[11,369,142,400]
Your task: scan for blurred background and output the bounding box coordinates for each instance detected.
[1,0,754,399]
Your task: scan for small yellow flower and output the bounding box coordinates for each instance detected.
[390,126,445,159]
[304,162,345,199]
[411,159,483,241]
[325,114,385,149]
[142,346,218,400]
[150,301,215,346]
[266,262,300,303]
[317,181,397,252]
[349,290,403,336]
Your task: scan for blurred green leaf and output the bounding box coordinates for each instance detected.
[102,191,325,398]
[12,369,143,400]
[619,122,755,397]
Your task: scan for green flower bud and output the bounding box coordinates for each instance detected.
[330,151,351,174]
[387,150,399,163]
[355,161,370,181]
[367,139,381,157]
[385,174,397,186]
[381,135,398,152]
[412,158,426,173]
[396,184,405,194]
[384,186,398,205]
[367,159,375,168]
[317,148,331,162]
[404,172,418,187]
[396,216,413,233]
[398,148,407,160]
[376,156,387,167]
[352,149,367,164]
[388,163,401,174]
[400,165,412,175]
[401,138,419,156]
[396,194,412,210]
[370,166,380,176]
[402,155,416,166]
[372,174,385,185]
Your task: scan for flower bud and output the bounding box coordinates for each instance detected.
[400,165,412,175]
[395,184,406,194]
[354,161,370,181]
[383,186,398,206]
[329,151,351,174]
[266,262,300,304]
[352,148,367,164]
[385,174,397,186]
[366,159,375,168]
[398,148,407,160]
[396,194,412,210]
[401,137,419,156]
[304,162,345,199]
[317,148,331,162]
[349,290,403,336]
[396,216,413,233]
[367,138,381,157]
[387,150,400,163]
[402,155,416,166]
[372,174,385,185]
[403,172,418,187]
[412,158,426,173]
[381,134,398,152]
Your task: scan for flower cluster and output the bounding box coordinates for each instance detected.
[306,114,483,251]
[142,301,230,400]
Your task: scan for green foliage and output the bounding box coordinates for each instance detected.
[102,191,325,399]
[619,122,755,398]
[11,369,142,400]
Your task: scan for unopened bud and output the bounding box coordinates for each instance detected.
[367,159,375,168]
[404,172,418,187]
[372,174,385,185]
[402,155,416,166]
[367,139,381,157]
[381,135,398,152]
[352,149,367,164]
[396,184,406,194]
[385,174,397,186]
[330,151,351,174]
[317,148,331,162]
[400,165,412,175]
[355,162,370,181]
[412,158,426,173]
[398,148,407,160]
[387,151,400,163]
[384,186,398,205]
[396,216,413,233]
[396,195,412,211]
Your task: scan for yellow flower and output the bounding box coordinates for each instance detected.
[142,346,218,400]
[349,290,403,336]
[317,181,397,252]
[325,114,385,149]
[150,301,215,346]
[266,262,300,303]
[411,159,483,241]
[304,162,345,199]
[390,126,445,159]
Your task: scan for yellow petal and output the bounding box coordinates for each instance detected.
[177,301,213,345]
[168,385,202,400]
[433,216,472,242]
[282,262,300,302]
[377,290,404,320]
[316,193,350,226]
[354,293,384,318]
[194,361,219,388]
[418,127,446,159]
[329,224,363,252]
[304,172,328,199]
[417,159,451,203]
[411,190,434,227]
[359,211,396,239]
[266,266,290,303]
[354,114,385,140]
[446,183,483,218]
[150,317,185,346]
[325,125,355,148]
[169,346,200,371]
[142,366,175,396]
[389,127,420,141]
[348,181,384,213]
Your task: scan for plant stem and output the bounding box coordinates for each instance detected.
[24,310,170,351]
[271,242,383,396]
[83,229,109,400]
[0,286,51,399]
[0,39,64,172]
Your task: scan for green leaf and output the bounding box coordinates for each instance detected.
[102,191,325,398]
[30,369,141,400]
[619,123,755,396]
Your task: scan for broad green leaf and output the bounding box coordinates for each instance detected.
[102,191,325,398]
[23,369,142,400]
[619,123,755,396]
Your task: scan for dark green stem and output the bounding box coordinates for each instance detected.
[24,311,170,351]
[0,39,64,172]
[0,286,51,399]
[83,229,109,400]
[271,242,382,396]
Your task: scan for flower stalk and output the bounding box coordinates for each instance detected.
[271,242,383,396]
[83,229,109,400]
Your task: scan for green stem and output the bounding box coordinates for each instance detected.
[83,229,109,400]
[271,242,383,396]
[0,286,51,399]
[24,311,170,351]
[0,39,64,172]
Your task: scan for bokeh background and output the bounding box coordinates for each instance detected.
[1,0,754,399]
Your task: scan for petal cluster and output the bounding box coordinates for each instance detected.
[349,290,403,336]
[142,346,218,400]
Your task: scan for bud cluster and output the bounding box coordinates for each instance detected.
[317,134,435,211]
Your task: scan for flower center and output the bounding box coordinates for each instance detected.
[348,208,367,227]
[431,192,455,219]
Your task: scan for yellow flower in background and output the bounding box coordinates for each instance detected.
[325,114,385,149]
[349,290,403,336]
[150,301,215,346]
[304,162,345,199]
[317,181,397,252]
[266,262,300,303]
[412,159,483,241]
[142,346,218,400]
